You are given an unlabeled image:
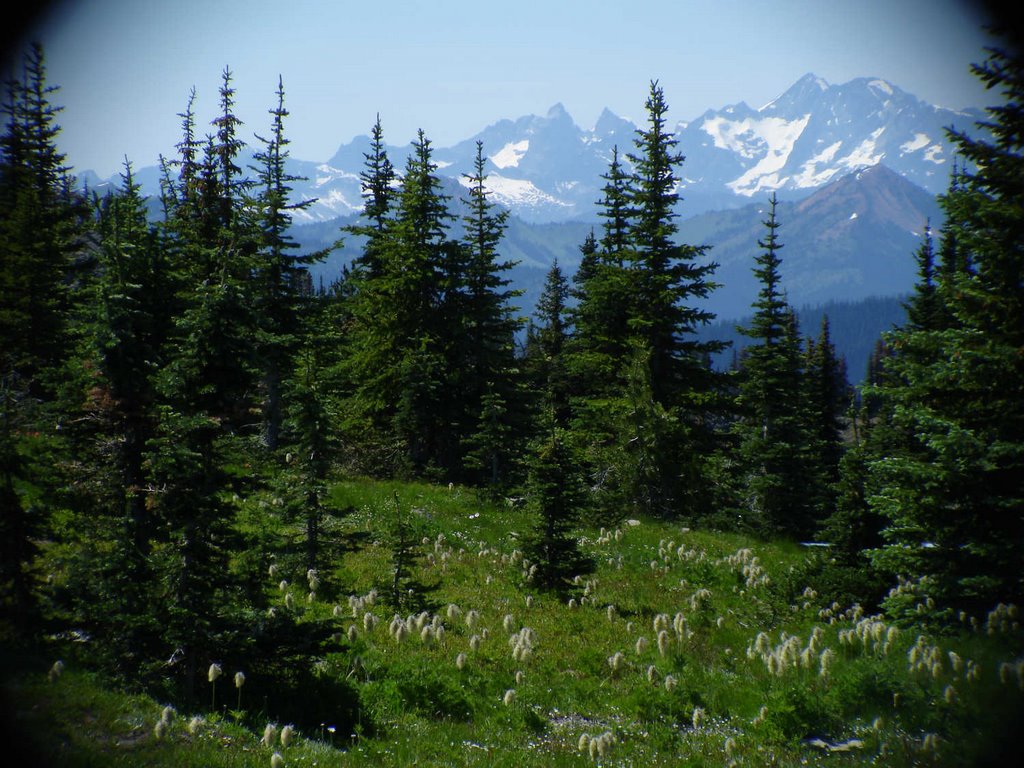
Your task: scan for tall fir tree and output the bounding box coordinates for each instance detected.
[0,43,85,634]
[733,195,814,536]
[250,76,327,450]
[868,47,1024,615]
[346,114,395,280]
[343,130,457,475]
[802,315,849,521]
[66,163,169,675]
[458,141,522,488]
[566,81,724,519]
[524,259,572,428]
[144,73,262,700]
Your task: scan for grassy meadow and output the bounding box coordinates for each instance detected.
[4,477,1023,766]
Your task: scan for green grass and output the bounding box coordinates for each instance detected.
[6,476,1024,766]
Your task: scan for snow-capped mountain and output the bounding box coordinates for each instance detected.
[675,73,978,203]
[287,72,983,224]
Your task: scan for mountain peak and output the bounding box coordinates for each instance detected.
[761,73,830,112]
[594,107,634,137]
[546,102,571,121]
[797,72,829,90]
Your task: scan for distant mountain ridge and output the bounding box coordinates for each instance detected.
[81,71,960,355]
[301,162,941,329]
[291,72,981,224]
[683,163,942,320]
[81,71,982,226]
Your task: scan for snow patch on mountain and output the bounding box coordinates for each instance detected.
[840,127,886,170]
[900,133,931,153]
[867,79,894,96]
[491,140,530,169]
[703,114,808,159]
[294,188,360,223]
[462,172,571,211]
[717,115,811,195]
[792,141,845,187]
[314,164,359,186]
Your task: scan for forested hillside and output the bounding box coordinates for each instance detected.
[2,43,1022,767]
[698,295,909,382]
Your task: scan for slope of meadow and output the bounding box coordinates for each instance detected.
[6,478,1022,766]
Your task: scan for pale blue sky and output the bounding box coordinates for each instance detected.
[10,0,1007,178]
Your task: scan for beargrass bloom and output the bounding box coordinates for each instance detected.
[234,671,245,708]
[262,723,278,747]
[503,689,516,706]
[271,753,285,768]
[280,724,294,747]
[608,651,625,674]
[208,663,222,708]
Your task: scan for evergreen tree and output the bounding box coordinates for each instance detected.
[0,43,85,634]
[285,324,335,573]
[458,141,522,486]
[0,42,84,386]
[802,315,849,520]
[345,114,394,280]
[625,81,719,405]
[522,430,594,594]
[250,76,327,450]
[343,130,457,475]
[868,47,1024,615]
[524,259,571,427]
[733,195,813,536]
[143,74,261,700]
[462,383,513,494]
[567,148,633,399]
[566,81,723,519]
[67,163,168,674]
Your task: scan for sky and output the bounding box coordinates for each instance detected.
[3,0,1013,179]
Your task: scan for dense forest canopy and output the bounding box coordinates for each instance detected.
[1,39,1022,767]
